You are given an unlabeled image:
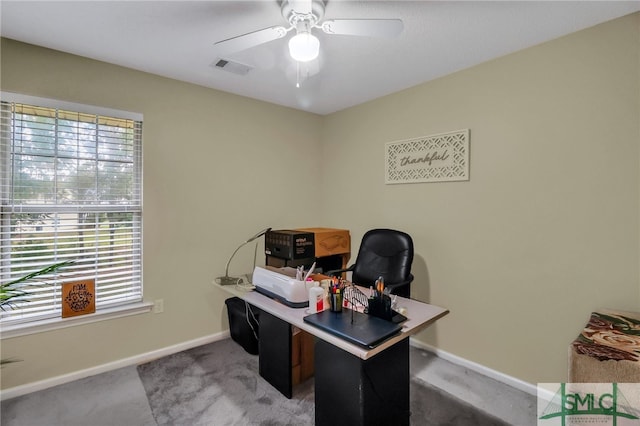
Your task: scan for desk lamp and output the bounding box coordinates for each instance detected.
[217,227,271,286]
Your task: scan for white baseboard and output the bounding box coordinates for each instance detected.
[2,332,538,402]
[1,331,230,401]
[409,338,538,396]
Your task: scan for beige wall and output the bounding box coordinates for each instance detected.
[0,38,323,389]
[321,13,640,383]
[1,11,639,390]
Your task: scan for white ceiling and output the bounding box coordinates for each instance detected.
[2,1,639,115]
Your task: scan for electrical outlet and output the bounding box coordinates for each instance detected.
[153,299,164,314]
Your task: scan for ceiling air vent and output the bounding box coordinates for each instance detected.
[213,58,253,76]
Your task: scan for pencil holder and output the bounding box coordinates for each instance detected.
[367,294,393,321]
[329,293,342,312]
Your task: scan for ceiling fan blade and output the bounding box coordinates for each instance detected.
[214,26,288,54]
[321,19,403,38]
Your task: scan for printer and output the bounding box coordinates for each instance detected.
[252,266,310,308]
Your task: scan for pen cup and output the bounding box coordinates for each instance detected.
[330,292,342,312]
[367,294,393,320]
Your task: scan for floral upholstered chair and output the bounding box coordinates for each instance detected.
[569,310,640,383]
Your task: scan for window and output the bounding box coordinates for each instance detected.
[1,93,143,326]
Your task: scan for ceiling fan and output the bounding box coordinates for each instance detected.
[214,0,404,63]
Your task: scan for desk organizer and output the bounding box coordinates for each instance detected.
[342,285,368,311]
[569,310,640,382]
[367,294,393,321]
[339,284,408,324]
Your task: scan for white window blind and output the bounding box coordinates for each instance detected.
[0,94,143,325]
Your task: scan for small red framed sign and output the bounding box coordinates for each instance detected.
[62,279,96,318]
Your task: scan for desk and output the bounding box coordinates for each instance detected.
[216,283,448,425]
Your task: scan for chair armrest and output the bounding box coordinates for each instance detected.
[325,264,355,277]
[384,274,414,296]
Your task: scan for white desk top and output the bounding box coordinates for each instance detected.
[214,282,448,360]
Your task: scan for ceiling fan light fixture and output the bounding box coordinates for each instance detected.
[288,32,319,62]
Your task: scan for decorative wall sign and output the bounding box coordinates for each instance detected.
[62,279,95,318]
[385,129,469,184]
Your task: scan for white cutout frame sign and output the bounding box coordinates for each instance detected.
[385,129,469,184]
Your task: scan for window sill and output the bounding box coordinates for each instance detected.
[0,302,153,340]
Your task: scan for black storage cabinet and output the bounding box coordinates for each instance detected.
[225,297,260,355]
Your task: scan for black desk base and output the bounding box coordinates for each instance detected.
[258,310,410,426]
[315,337,410,426]
[258,311,292,399]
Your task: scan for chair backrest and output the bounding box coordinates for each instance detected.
[351,228,414,288]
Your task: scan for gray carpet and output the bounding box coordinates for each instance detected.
[138,339,314,425]
[137,338,510,426]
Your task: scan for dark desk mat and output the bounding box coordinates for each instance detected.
[304,309,402,348]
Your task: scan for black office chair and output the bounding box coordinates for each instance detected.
[329,228,414,298]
